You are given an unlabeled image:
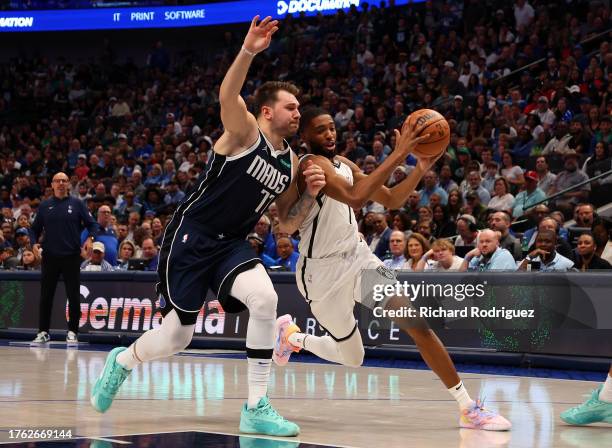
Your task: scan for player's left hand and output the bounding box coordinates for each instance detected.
[243,16,279,54]
[303,160,326,197]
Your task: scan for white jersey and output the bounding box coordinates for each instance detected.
[298,155,360,259]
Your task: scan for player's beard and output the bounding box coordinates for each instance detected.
[309,141,335,160]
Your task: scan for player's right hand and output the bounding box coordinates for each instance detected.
[303,160,326,197]
[243,16,279,55]
[393,120,430,157]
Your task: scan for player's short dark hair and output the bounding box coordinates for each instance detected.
[253,81,300,117]
[299,107,329,132]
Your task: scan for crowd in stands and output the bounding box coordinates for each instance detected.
[1,0,612,273]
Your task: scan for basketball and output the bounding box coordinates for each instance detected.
[404,109,450,158]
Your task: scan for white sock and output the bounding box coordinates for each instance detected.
[247,358,271,409]
[600,374,612,403]
[448,381,473,410]
[288,332,307,349]
[116,344,140,370]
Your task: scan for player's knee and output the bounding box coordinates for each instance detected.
[246,287,278,319]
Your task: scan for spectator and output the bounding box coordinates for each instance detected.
[512,170,547,218]
[254,215,274,259]
[517,230,574,272]
[550,151,590,218]
[542,121,572,155]
[401,233,429,271]
[488,177,515,212]
[512,125,536,160]
[81,241,114,272]
[383,230,407,269]
[461,229,517,271]
[31,172,97,344]
[81,205,118,267]
[115,240,137,271]
[500,152,525,192]
[247,233,276,269]
[163,179,185,206]
[574,233,612,271]
[534,156,557,195]
[446,189,464,222]
[463,171,491,206]
[141,237,159,271]
[274,235,299,272]
[481,161,500,195]
[432,204,456,238]
[13,227,31,262]
[403,191,421,222]
[416,220,435,245]
[151,217,164,246]
[0,247,19,270]
[115,191,142,222]
[126,211,141,242]
[455,214,479,248]
[567,119,592,154]
[419,170,448,206]
[368,213,392,260]
[592,220,612,265]
[439,165,459,194]
[533,97,556,129]
[391,211,413,240]
[514,0,535,30]
[415,239,463,272]
[334,100,355,130]
[489,211,522,260]
[464,192,488,227]
[573,203,596,229]
[583,141,612,206]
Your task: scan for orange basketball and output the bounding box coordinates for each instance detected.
[404,109,450,158]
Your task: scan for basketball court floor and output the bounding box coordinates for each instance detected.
[0,343,609,447]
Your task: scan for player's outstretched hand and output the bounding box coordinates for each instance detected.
[243,15,279,55]
[393,120,429,158]
[303,160,326,197]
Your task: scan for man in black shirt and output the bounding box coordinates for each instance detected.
[31,172,98,344]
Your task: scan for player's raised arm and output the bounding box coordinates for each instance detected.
[310,122,428,209]
[218,16,279,144]
[350,148,443,210]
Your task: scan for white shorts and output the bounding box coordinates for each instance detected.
[296,239,397,340]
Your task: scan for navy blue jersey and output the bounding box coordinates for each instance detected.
[176,130,293,239]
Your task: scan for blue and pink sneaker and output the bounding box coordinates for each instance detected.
[272,314,301,366]
[460,399,512,431]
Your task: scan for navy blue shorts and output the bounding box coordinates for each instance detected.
[156,216,261,324]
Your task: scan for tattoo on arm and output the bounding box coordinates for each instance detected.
[286,191,316,226]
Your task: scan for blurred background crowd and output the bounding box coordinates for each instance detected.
[1,0,611,272]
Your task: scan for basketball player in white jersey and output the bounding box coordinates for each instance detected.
[273,107,512,431]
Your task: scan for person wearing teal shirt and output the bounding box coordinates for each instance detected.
[512,171,547,218]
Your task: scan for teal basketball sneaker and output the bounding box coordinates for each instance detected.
[239,396,300,437]
[561,385,612,425]
[91,347,131,413]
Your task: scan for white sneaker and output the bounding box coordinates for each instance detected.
[66,331,78,345]
[32,331,50,343]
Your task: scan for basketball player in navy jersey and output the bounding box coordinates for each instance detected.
[274,108,512,431]
[91,16,326,437]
